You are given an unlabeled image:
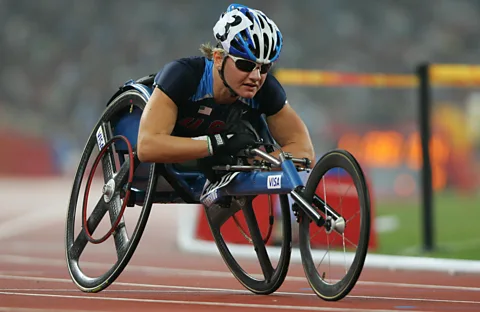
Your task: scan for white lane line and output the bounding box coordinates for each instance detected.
[0,274,249,293]
[0,271,44,275]
[0,209,61,241]
[0,275,479,305]
[0,308,93,312]
[0,288,220,294]
[351,295,480,305]
[0,291,428,312]
[1,255,479,292]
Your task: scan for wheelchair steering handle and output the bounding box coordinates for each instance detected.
[245,148,311,168]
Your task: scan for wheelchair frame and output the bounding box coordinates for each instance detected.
[65,73,371,301]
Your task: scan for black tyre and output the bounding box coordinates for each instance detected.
[299,149,371,301]
[65,90,157,292]
[205,194,292,295]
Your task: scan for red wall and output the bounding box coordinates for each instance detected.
[0,130,57,176]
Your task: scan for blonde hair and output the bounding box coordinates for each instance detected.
[199,42,226,60]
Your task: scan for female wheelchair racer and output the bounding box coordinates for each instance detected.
[65,3,371,302]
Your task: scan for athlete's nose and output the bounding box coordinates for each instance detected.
[248,67,261,80]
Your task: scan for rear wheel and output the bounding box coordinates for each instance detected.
[65,90,158,292]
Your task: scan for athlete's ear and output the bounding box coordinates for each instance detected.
[213,50,225,70]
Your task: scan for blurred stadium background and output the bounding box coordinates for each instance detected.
[1,0,480,260]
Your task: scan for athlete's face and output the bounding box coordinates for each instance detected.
[219,54,272,98]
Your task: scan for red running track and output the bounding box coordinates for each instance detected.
[0,177,479,312]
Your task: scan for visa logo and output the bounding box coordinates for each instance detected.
[96,127,106,151]
[267,175,281,189]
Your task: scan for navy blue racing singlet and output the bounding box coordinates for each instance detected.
[152,56,287,138]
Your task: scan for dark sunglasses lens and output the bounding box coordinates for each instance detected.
[234,58,272,74]
[260,63,272,74]
[235,59,256,72]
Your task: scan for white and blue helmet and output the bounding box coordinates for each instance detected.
[213,4,283,64]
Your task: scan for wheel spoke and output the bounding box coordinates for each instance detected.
[241,201,274,281]
[108,194,130,259]
[99,123,117,181]
[114,160,131,187]
[205,203,240,228]
[98,126,130,258]
[70,198,109,259]
[346,211,360,224]
[335,233,358,249]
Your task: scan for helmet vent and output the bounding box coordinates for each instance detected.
[231,38,243,53]
[263,33,269,59]
[268,21,273,33]
[258,16,265,28]
[252,34,260,58]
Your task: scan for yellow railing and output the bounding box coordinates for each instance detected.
[274,65,480,87]
[429,64,480,86]
[274,69,416,87]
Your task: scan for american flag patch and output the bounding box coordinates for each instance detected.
[198,105,212,116]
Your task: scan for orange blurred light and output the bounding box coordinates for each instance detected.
[337,130,450,191]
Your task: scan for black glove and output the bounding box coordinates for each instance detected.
[197,131,256,183]
[208,101,260,156]
[208,131,257,157]
[198,103,259,183]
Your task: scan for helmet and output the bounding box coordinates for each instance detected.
[213,4,283,64]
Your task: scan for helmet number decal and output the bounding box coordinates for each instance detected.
[213,10,252,51]
[215,15,242,42]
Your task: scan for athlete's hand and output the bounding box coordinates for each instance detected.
[208,102,259,157]
[208,131,257,157]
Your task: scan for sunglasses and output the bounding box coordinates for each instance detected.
[228,55,273,74]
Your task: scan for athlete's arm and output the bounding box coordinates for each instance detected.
[266,101,316,167]
[137,87,210,163]
[256,74,315,167]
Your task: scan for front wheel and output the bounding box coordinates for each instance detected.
[298,149,371,301]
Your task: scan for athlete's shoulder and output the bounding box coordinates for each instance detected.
[253,72,287,116]
[155,56,206,81]
[170,56,206,73]
[265,71,284,88]
[154,56,208,103]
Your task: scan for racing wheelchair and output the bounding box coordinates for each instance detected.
[65,74,371,301]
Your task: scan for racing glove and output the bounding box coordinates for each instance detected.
[208,131,257,157]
